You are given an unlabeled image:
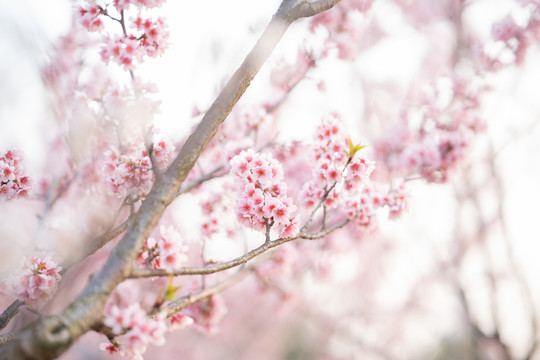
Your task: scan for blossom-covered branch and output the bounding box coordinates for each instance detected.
[130,219,351,279]
[0,1,341,359]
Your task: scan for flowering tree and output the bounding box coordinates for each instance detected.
[1,0,540,359]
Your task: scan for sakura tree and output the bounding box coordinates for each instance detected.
[1,0,540,359]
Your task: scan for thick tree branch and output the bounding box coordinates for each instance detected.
[0,1,340,359]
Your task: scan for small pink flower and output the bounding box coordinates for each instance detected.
[272,203,290,225]
[99,342,120,354]
[157,225,188,270]
[169,313,194,331]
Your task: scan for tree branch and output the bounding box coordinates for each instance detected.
[91,267,254,337]
[0,301,23,332]
[166,267,252,315]
[0,218,130,333]
[129,218,351,279]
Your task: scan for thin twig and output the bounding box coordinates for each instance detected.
[166,267,252,316]
[175,165,225,197]
[130,218,351,279]
[0,301,23,332]
[299,182,337,233]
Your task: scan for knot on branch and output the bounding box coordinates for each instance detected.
[276,0,340,22]
[34,316,72,350]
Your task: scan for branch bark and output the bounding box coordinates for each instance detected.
[0,1,340,359]
[0,301,23,332]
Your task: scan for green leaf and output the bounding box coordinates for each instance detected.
[346,138,367,158]
[163,275,182,301]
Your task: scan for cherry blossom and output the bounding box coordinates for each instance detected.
[230,150,298,237]
[1,256,62,305]
[103,146,153,198]
[0,149,31,201]
[103,301,168,359]
[78,4,105,32]
[184,294,228,335]
[77,0,170,71]
[300,116,374,210]
[137,225,188,270]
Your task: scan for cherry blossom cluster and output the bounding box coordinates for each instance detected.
[114,0,166,11]
[40,27,89,102]
[152,139,176,169]
[103,300,167,358]
[230,149,299,237]
[478,1,540,70]
[373,74,485,183]
[103,138,174,198]
[183,294,228,335]
[101,279,196,358]
[103,146,152,197]
[200,192,225,239]
[99,17,168,70]
[0,149,31,201]
[0,256,62,305]
[197,187,241,249]
[270,49,316,93]
[78,4,105,32]
[309,0,377,60]
[77,1,169,71]
[344,182,407,228]
[136,225,188,270]
[299,116,375,210]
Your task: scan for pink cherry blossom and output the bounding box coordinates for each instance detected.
[103,300,168,359]
[1,256,62,304]
[152,139,176,169]
[184,294,228,335]
[77,4,105,32]
[168,313,194,331]
[0,149,32,201]
[137,225,188,271]
[103,145,153,197]
[230,150,299,237]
